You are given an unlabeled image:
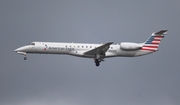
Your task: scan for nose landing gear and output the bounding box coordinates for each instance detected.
[15,51,27,60]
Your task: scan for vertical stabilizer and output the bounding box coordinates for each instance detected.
[141,30,167,52]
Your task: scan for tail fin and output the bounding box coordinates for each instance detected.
[141,30,167,52]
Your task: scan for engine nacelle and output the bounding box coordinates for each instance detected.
[120,42,142,51]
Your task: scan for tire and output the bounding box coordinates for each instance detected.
[24,57,27,60]
[95,62,100,66]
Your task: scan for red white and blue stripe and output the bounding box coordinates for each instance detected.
[141,35,164,52]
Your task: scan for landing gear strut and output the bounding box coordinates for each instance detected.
[94,54,102,67]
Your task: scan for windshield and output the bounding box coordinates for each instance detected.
[30,43,35,45]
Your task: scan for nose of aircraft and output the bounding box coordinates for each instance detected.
[14,46,29,52]
[14,47,23,52]
[14,48,18,52]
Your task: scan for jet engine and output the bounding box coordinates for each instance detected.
[120,42,142,51]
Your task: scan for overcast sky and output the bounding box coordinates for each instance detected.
[0,0,180,105]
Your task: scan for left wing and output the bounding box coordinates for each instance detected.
[84,42,113,55]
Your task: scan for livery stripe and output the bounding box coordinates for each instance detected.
[144,44,159,46]
[154,37,162,40]
[151,41,160,44]
[141,48,156,52]
[143,46,159,48]
[155,36,164,38]
[141,47,156,52]
[145,41,161,44]
[142,47,157,50]
[153,39,161,41]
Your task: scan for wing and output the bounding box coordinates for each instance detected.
[84,42,113,55]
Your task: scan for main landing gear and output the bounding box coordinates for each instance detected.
[95,59,100,67]
[94,54,102,67]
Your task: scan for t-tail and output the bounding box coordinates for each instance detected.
[141,30,167,52]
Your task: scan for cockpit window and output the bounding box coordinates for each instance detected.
[30,43,35,45]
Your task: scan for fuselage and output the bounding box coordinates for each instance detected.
[15,42,151,58]
[14,30,167,66]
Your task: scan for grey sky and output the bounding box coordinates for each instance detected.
[0,0,180,105]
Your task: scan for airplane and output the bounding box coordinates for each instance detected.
[15,30,167,66]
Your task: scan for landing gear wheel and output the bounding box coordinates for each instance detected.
[96,62,100,66]
[24,57,27,60]
[95,59,100,67]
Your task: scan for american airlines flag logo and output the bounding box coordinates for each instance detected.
[141,35,164,52]
[44,45,48,50]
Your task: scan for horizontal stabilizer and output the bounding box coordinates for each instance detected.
[154,30,167,35]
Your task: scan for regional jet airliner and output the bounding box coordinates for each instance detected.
[15,30,167,66]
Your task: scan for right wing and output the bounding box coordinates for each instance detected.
[84,42,113,55]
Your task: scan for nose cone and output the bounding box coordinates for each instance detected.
[14,46,29,52]
[14,48,19,52]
